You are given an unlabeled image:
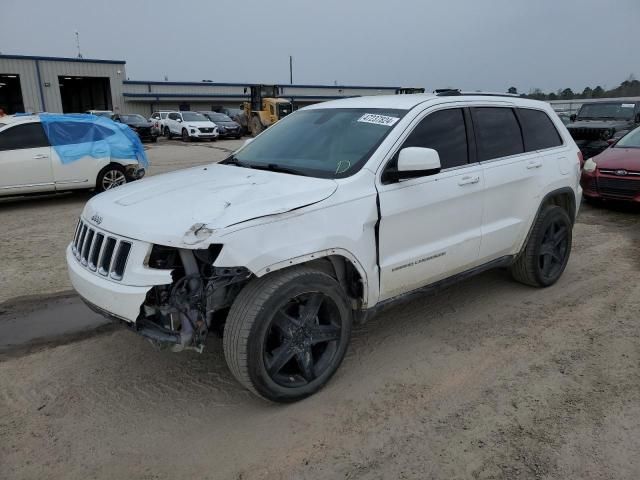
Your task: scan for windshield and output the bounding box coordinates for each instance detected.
[181,112,207,122]
[120,114,146,123]
[577,103,636,120]
[207,113,232,122]
[615,126,640,148]
[232,108,406,178]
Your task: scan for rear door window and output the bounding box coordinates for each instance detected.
[518,108,563,151]
[472,107,524,161]
[0,123,50,151]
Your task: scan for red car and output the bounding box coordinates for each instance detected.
[581,126,640,203]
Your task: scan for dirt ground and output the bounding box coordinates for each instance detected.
[1,193,639,478]
[0,138,243,305]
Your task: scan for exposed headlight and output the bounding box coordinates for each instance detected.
[583,158,597,173]
[601,129,613,140]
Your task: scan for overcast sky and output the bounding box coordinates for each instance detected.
[2,0,638,93]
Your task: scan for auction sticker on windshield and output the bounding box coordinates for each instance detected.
[622,104,635,108]
[357,113,400,127]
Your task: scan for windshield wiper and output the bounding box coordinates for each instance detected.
[222,155,253,169]
[252,163,307,176]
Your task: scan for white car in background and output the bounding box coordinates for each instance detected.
[163,111,219,141]
[149,111,171,135]
[0,115,145,196]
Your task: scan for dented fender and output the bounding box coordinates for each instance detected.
[213,171,381,308]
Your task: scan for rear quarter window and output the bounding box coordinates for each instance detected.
[518,108,563,151]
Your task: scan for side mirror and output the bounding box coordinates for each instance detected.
[177,118,182,123]
[570,114,577,122]
[396,147,441,179]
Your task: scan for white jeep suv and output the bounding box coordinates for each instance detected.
[67,93,581,402]
[164,111,219,141]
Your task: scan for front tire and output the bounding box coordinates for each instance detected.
[182,129,191,142]
[95,164,127,193]
[223,267,352,403]
[510,205,572,287]
[164,127,172,139]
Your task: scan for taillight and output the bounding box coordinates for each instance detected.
[577,151,584,168]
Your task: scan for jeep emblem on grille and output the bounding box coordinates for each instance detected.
[91,214,103,225]
[615,169,628,176]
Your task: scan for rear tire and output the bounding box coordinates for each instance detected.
[164,127,172,139]
[510,205,572,287]
[223,267,352,403]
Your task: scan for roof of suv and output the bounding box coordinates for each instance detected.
[303,93,548,111]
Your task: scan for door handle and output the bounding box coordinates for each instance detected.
[458,175,480,186]
[33,154,49,159]
[526,160,542,169]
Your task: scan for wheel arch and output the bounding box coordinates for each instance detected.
[254,248,369,309]
[518,187,577,255]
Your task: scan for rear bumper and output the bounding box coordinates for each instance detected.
[66,244,149,323]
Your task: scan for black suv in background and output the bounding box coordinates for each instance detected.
[566,101,640,158]
[112,114,158,143]
[199,111,242,139]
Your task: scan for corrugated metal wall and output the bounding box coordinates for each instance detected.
[0,56,126,113]
[38,60,126,113]
[0,58,42,112]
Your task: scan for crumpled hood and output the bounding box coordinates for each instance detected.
[83,164,338,247]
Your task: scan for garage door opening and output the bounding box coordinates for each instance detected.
[0,74,24,114]
[59,76,112,113]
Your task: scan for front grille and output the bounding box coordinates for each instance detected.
[569,127,609,141]
[597,177,640,198]
[599,169,640,176]
[198,127,214,133]
[72,219,132,281]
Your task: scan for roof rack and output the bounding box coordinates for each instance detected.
[434,89,519,98]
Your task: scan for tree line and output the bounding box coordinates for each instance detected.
[506,75,640,101]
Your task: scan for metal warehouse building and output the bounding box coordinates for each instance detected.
[0,54,399,116]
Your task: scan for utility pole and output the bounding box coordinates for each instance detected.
[75,31,83,59]
[289,55,293,85]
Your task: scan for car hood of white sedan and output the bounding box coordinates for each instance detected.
[83,164,338,248]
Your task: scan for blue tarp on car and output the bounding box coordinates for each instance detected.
[39,114,148,168]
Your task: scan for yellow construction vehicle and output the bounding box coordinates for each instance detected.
[241,85,292,136]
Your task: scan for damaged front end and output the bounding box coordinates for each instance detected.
[135,244,252,352]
